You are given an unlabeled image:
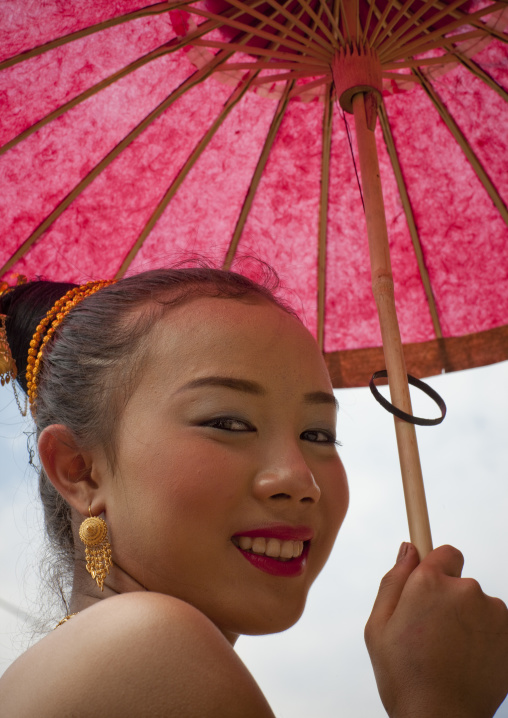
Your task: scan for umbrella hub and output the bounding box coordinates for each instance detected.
[331,45,382,116]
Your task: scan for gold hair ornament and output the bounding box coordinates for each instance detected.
[0,314,16,387]
[79,507,113,591]
[26,279,116,415]
[0,276,28,416]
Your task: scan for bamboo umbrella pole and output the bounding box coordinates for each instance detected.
[351,91,433,559]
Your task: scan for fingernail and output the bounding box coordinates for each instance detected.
[396,542,409,562]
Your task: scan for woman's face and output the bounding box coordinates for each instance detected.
[101,295,348,640]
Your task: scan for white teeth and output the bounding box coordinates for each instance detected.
[265,538,280,557]
[252,537,266,554]
[280,541,294,559]
[234,536,305,559]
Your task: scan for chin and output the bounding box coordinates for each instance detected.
[225,596,308,637]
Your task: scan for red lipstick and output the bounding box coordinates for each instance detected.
[233,525,314,542]
[232,525,313,578]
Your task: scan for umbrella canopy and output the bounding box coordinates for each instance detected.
[1,0,507,388]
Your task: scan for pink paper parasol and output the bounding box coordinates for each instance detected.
[1,0,507,555]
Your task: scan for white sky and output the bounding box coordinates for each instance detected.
[1,361,507,717]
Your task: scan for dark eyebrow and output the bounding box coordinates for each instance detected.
[177,376,265,395]
[304,391,339,410]
[177,376,338,409]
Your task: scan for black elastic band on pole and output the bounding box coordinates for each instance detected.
[369,370,446,426]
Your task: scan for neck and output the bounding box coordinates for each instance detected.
[69,558,240,647]
[69,557,147,613]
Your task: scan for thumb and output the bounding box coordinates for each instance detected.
[368,542,420,627]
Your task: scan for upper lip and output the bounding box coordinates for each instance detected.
[232,525,314,542]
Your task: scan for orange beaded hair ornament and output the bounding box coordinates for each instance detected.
[26,280,116,415]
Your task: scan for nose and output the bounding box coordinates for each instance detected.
[252,448,321,504]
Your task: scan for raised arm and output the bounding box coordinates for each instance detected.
[365,543,508,718]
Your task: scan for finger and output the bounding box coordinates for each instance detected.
[367,542,420,628]
[419,544,464,578]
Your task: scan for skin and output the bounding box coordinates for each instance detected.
[0,295,349,716]
[366,543,508,718]
[0,295,507,717]
[67,295,348,641]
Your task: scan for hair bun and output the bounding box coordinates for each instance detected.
[0,280,77,393]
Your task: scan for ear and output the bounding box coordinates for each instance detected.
[38,424,104,517]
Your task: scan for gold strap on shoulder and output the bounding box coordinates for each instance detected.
[54,612,80,629]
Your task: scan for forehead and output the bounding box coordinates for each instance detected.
[145,295,331,392]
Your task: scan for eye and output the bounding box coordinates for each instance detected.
[302,429,342,446]
[202,417,254,432]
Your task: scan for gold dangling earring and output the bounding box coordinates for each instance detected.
[0,314,15,387]
[79,507,113,591]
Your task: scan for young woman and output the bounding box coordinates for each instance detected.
[0,267,506,717]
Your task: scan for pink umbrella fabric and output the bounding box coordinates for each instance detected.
[1,0,507,387]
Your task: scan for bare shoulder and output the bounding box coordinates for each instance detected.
[0,593,275,718]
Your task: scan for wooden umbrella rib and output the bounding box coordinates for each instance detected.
[377,0,447,62]
[378,0,469,57]
[316,0,345,44]
[0,23,223,158]
[0,51,234,279]
[468,19,508,45]
[118,0,305,276]
[383,53,457,69]
[380,2,503,61]
[381,72,420,82]
[362,0,378,45]
[222,81,294,271]
[366,0,407,49]
[414,68,508,226]
[383,0,508,74]
[340,0,353,43]
[450,50,508,104]
[378,103,443,339]
[333,0,343,41]
[191,0,333,58]
[372,0,420,48]
[370,0,407,49]
[289,0,338,48]
[250,68,327,83]
[1,0,268,156]
[289,76,330,95]
[376,0,449,55]
[192,0,322,69]
[189,38,318,63]
[317,84,333,352]
[214,60,327,71]
[188,6,332,61]
[383,24,504,66]
[0,1,190,71]
[116,73,259,278]
[382,28,488,63]
[254,0,336,54]
[429,0,508,44]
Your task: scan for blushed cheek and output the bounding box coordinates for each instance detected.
[325,468,349,537]
[150,447,245,518]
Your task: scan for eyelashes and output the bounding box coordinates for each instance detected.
[201,417,342,446]
[302,430,342,447]
[203,417,254,432]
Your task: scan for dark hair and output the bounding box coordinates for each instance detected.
[0,263,295,602]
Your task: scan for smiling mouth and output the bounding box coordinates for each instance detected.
[231,536,305,562]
